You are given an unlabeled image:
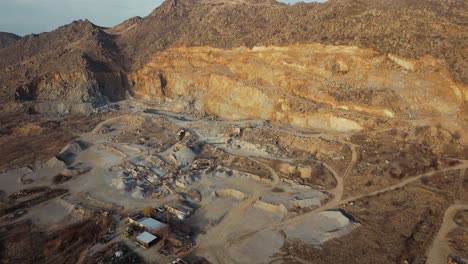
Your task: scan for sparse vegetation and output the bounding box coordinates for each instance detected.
[272,187,285,193]
[42,219,110,263]
[0,1,466,263]
[2,189,68,216]
[448,229,468,258]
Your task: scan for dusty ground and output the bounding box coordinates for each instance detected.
[0,112,118,172]
[0,1,467,263]
[0,217,112,264]
[0,98,467,264]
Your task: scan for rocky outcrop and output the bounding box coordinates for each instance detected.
[0,0,467,126]
[0,20,127,114]
[119,0,468,85]
[13,70,128,114]
[15,72,100,102]
[130,44,467,132]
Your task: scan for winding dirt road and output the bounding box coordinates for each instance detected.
[426,203,468,264]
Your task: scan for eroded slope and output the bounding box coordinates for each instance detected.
[130,44,467,138]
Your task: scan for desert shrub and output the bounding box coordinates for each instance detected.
[415,126,426,136]
[272,187,285,193]
[447,160,460,166]
[311,164,325,176]
[388,128,398,135]
[420,176,430,185]
[391,199,405,207]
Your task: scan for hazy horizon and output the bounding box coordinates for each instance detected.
[0,0,324,36]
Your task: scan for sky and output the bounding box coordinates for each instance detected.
[0,0,323,36]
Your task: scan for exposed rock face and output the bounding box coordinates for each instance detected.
[130,44,467,132]
[15,72,97,102]
[0,0,466,136]
[0,32,21,49]
[12,70,129,114]
[119,0,468,83]
[0,20,126,114]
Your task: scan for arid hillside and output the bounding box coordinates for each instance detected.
[0,32,21,49]
[0,0,466,129]
[0,20,128,114]
[119,0,468,82]
[0,0,467,136]
[130,44,467,135]
[0,0,466,102]
[0,1,468,263]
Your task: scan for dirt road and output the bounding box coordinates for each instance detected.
[325,145,358,209]
[339,161,468,206]
[426,203,468,264]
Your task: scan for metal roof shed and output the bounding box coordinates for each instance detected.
[139,217,167,231]
[136,231,158,248]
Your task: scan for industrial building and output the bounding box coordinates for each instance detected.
[128,215,169,236]
[136,232,158,248]
[164,203,194,220]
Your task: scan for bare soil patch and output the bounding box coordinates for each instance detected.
[0,113,112,172]
[0,217,112,264]
[276,183,450,264]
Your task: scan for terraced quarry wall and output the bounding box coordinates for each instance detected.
[130,44,468,136]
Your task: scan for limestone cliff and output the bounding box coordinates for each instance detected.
[130,44,467,133]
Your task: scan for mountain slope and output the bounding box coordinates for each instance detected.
[122,0,467,141]
[0,20,127,113]
[0,0,466,139]
[0,32,21,49]
[117,0,468,83]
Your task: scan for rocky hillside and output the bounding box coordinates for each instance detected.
[0,32,21,49]
[0,0,466,138]
[118,0,468,82]
[130,44,466,133]
[0,20,127,114]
